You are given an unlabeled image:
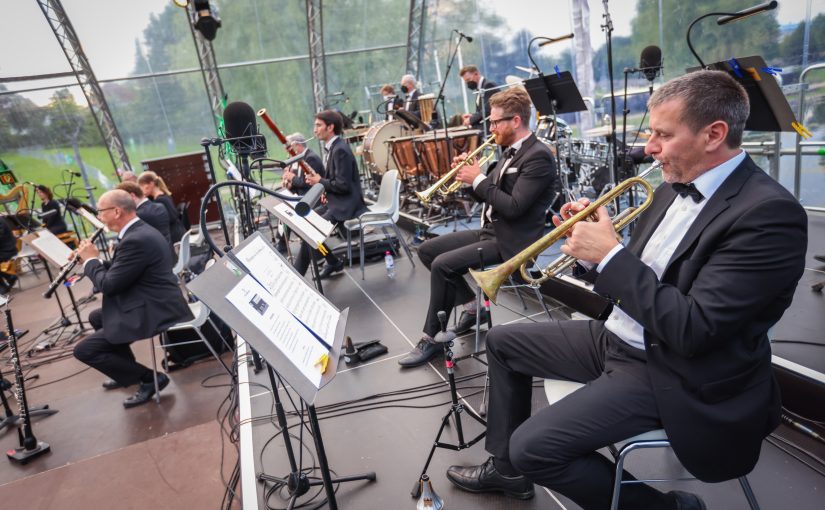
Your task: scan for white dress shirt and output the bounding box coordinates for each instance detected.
[600,150,746,350]
[472,132,532,226]
[323,136,339,166]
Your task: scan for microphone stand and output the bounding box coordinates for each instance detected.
[601,0,618,187]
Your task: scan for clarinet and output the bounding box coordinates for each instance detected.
[43,228,105,299]
[6,308,36,450]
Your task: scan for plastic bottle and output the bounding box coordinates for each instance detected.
[384,251,396,278]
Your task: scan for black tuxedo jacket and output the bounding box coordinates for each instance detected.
[289,149,326,195]
[471,134,557,260]
[319,137,367,223]
[405,89,422,119]
[594,155,807,482]
[84,220,192,344]
[137,200,172,245]
[468,78,498,128]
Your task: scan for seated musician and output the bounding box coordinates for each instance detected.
[399,74,422,120]
[460,65,498,132]
[0,219,19,294]
[294,111,367,279]
[444,71,807,509]
[116,181,173,252]
[398,87,557,367]
[380,84,403,121]
[73,190,192,408]
[35,185,68,236]
[276,133,326,254]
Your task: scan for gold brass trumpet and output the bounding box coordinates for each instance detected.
[470,161,662,304]
[415,135,498,204]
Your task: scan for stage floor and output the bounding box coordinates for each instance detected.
[1,211,823,509]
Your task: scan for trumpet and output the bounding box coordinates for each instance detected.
[469,161,662,304]
[415,135,498,204]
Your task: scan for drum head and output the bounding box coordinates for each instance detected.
[362,120,407,175]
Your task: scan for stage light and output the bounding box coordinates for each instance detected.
[192,0,221,41]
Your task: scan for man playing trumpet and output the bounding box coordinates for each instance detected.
[445,70,807,509]
[398,87,557,367]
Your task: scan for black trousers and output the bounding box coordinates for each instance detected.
[73,308,152,386]
[417,226,501,337]
[292,209,343,277]
[485,320,675,510]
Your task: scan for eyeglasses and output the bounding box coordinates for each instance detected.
[96,207,117,216]
[489,116,515,129]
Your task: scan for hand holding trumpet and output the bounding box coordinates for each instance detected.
[553,198,620,265]
[453,152,481,184]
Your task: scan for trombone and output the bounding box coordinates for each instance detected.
[470,161,662,304]
[415,135,498,204]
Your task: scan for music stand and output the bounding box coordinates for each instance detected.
[524,73,589,182]
[687,56,798,132]
[187,233,375,509]
[395,108,430,132]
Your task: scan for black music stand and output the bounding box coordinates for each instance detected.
[688,56,798,132]
[395,108,429,132]
[187,233,375,510]
[524,73,589,182]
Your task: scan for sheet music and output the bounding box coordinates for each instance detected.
[24,229,73,267]
[226,275,327,388]
[272,202,328,247]
[235,236,339,344]
[267,192,335,237]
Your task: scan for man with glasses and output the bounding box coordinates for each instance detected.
[399,87,557,367]
[281,132,325,195]
[72,190,192,408]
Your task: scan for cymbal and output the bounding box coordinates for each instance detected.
[505,75,524,86]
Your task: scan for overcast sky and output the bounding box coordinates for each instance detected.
[2,0,822,105]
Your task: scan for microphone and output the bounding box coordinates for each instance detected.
[327,91,345,97]
[639,45,662,82]
[455,30,473,42]
[717,1,777,25]
[274,152,307,169]
[37,209,58,219]
[223,101,264,157]
[64,171,82,177]
[295,183,324,217]
[538,33,574,47]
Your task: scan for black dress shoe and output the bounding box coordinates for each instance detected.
[319,259,345,279]
[669,490,707,510]
[123,373,170,408]
[398,337,442,368]
[450,308,489,336]
[102,379,129,390]
[446,456,534,499]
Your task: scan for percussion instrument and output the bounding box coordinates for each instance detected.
[362,120,411,175]
[415,128,481,179]
[418,94,435,125]
[386,135,420,179]
[535,116,571,142]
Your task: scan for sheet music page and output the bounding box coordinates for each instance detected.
[271,202,327,246]
[26,230,73,267]
[277,188,298,207]
[226,275,326,388]
[302,209,335,237]
[236,236,339,344]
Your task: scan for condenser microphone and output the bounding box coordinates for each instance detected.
[295,183,324,217]
[717,1,777,25]
[455,30,473,42]
[223,101,264,157]
[639,45,662,81]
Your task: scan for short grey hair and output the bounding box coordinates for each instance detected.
[101,189,136,213]
[648,70,749,148]
[286,132,307,147]
[401,74,416,88]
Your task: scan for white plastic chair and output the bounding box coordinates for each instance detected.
[343,169,415,279]
[172,231,192,280]
[161,301,233,378]
[542,379,761,510]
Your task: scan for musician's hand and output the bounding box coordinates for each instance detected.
[462,113,472,126]
[305,172,321,186]
[559,206,618,264]
[282,169,295,188]
[553,198,591,229]
[451,152,469,167]
[456,158,481,184]
[320,193,328,205]
[76,239,99,262]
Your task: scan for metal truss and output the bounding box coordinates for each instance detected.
[184,3,227,136]
[36,0,132,173]
[406,0,428,78]
[306,0,328,113]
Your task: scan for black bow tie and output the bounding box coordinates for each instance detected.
[671,182,704,203]
[502,147,517,160]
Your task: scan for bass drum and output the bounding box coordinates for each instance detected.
[362,120,409,176]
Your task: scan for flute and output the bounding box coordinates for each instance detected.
[43,228,105,299]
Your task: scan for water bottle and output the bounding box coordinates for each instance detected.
[384,251,396,278]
